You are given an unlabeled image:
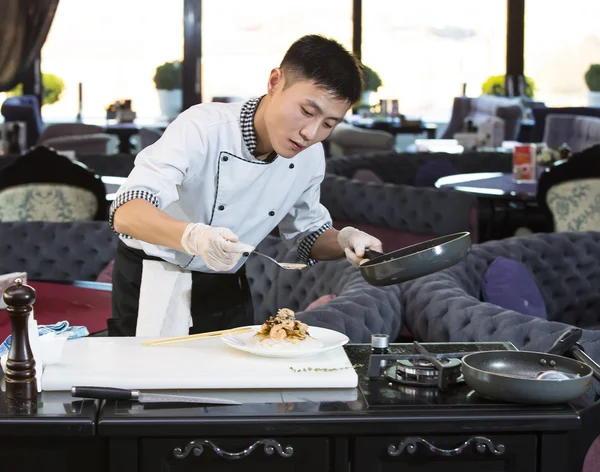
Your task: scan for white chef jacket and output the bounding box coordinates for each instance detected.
[109,97,333,274]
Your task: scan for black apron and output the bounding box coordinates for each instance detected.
[108,241,254,336]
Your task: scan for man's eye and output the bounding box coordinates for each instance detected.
[323,123,333,129]
[301,107,313,117]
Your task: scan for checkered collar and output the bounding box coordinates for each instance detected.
[239,96,262,155]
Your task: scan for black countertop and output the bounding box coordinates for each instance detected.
[96,343,584,437]
[0,388,98,436]
[0,343,594,438]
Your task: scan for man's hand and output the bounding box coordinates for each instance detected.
[337,226,383,267]
[181,223,255,271]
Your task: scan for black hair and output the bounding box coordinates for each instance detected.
[280,34,364,105]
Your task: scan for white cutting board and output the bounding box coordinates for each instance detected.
[42,337,358,391]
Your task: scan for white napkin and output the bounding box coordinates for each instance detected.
[135,260,193,337]
[0,272,27,309]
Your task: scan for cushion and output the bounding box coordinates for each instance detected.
[481,257,547,319]
[305,294,336,311]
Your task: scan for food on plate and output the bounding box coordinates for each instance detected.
[255,308,311,342]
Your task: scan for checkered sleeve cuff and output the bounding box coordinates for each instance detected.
[108,189,160,239]
[297,222,334,266]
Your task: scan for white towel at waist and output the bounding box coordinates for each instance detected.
[135,260,193,337]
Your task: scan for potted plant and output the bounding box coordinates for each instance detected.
[8,72,65,106]
[362,65,383,105]
[481,74,536,99]
[584,64,600,108]
[153,60,182,120]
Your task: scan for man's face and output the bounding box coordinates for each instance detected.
[264,69,351,158]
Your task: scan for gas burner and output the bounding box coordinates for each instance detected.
[385,358,463,387]
[367,335,468,391]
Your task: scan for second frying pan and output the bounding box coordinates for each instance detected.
[359,232,471,286]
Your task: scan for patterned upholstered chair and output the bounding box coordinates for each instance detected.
[0,146,107,222]
[537,145,600,232]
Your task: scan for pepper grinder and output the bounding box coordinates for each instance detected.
[3,278,37,402]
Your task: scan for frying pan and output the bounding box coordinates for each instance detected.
[461,328,593,404]
[359,232,471,286]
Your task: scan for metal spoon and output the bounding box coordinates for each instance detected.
[243,251,307,270]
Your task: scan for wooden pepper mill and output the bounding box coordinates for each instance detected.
[3,278,37,402]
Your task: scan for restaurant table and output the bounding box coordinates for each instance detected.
[104,122,168,154]
[0,280,111,339]
[435,172,546,240]
[435,172,538,201]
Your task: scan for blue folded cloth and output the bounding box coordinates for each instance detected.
[0,321,89,357]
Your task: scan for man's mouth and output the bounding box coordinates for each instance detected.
[290,140,305,151]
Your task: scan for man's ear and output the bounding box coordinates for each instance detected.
[267,68,283,96]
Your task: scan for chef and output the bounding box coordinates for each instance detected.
[108,34,383,337]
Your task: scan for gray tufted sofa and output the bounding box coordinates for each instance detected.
[321,174,478,246]
[247,236,402,342]
[0,221,118,281]
[402,232,600,362]
[0,222,402,342]
[326,151,512,187]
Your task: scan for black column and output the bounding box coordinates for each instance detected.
[506,0,525,96]
[183,0,202,109]
[21,56,43,111]
[352,0,362,61]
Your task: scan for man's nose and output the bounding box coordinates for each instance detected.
[299,121,320,142]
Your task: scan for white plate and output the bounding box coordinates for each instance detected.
[221,325,349,358]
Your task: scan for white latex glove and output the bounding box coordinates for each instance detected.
[180,223,255,272]
[338,226,383,268]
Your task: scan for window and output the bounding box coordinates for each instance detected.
[201,0,353,101]
[40,0,183,123]
[524,0,600,107]
[362,1,507,122]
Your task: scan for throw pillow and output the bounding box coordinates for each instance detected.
[481,257,547,319]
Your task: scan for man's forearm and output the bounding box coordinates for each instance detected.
[309,229,344,260]
[113,199,189,251]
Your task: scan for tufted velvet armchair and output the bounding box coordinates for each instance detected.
[402,232,600,362]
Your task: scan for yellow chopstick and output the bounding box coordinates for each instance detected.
[142,326,253,347]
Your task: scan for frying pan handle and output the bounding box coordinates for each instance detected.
[364,248,385,260]
[547,327,583,356]
[570,343,600,382]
